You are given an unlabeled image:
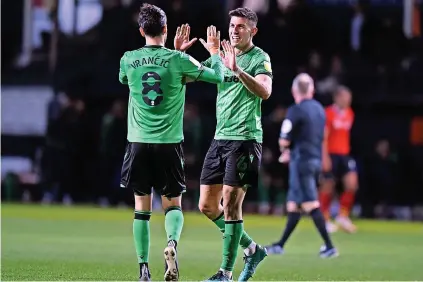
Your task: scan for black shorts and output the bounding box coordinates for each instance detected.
[200,140,262,188]
[120,142,186,198]
[323,154,357,179]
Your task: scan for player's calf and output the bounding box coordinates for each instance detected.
[213,186,245,279]
[302,201,337,256]
[221,179,268,281]
[133,195,153,281]
[338,171,358,233]
[199,184,259,258]
[319,178,335,222]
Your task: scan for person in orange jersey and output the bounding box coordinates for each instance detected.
[320,86,358,233]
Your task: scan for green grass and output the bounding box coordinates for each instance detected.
[2,204,423,281]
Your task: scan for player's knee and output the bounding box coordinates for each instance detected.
[344,172,358,192]
[286,201,300,212]
[320,179,335,193]
[198,200,219,218]
[161,195,182,211]
[301,201,320,213]
[134,194,152,211]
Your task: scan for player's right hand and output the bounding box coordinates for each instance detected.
[199,26,220,55]
[221,40,237,71]
[174,24,197,52]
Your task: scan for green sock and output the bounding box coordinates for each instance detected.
[133,210,151,263]
[221,221,244,272]
[164,206,184,243]
[213,212,253,249]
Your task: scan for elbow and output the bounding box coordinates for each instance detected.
[119,77,128,85]
[261,90,271,100]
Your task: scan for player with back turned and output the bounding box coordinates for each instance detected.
[195,7,273,282]
[265,74,338,258]
[118,4,226,281]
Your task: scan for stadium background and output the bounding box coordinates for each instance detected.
[2,0,423,280]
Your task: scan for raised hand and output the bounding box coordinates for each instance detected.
[199,25,220,55]
[221,40,237,72]
[174,24,197,52]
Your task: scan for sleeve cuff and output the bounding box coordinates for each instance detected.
[255,72,273,79]
[210,53,221,62]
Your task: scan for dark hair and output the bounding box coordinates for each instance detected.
[138,4,167,37]
[334,85,352,97]
[228,7,258,26]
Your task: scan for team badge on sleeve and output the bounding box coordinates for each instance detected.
[264,61,272,73]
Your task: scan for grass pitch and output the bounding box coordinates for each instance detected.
[2,204,423,281]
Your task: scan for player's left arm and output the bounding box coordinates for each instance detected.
[235,54,272,100]
[119,54,128,85]
[236,71,272,100]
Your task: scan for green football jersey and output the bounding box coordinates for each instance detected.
[119,45,224,143]
[203,46,272,143]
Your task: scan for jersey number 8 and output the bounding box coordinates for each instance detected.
[141,72,163,107]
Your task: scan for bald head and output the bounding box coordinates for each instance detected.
[292,73,314,96]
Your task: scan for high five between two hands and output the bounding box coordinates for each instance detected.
[173,24,238,72]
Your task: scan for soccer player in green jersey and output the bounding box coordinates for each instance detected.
[197,8,273,281]
[118,4,226,281]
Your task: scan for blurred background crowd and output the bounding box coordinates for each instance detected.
[2,0,423,220]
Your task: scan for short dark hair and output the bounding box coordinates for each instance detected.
[228,7,258,26]
[334,85,352,97]
[138,4,167,37]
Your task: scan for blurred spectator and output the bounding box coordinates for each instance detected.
[362,139,399,218]
[47,92,69,123]
[259,106,289,215]
[350,1,365,53]
[42,97,87,205]
[243,0,269,15]
[97,99,127,206]
[317,55,344,96]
